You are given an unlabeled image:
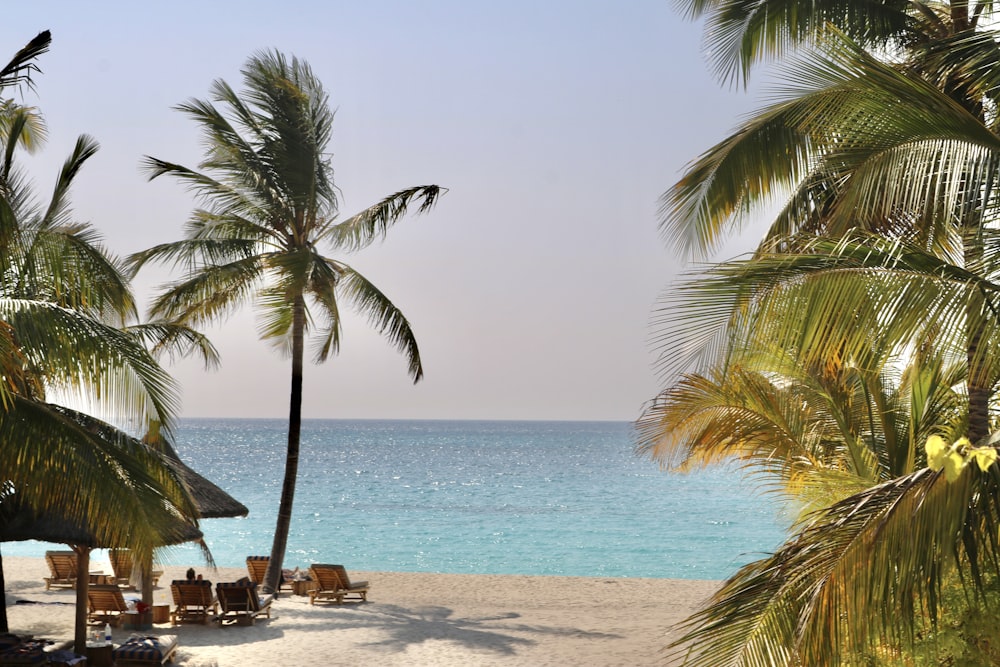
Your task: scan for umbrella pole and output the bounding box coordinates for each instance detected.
[140,552,153,628]
[72,545,90,652]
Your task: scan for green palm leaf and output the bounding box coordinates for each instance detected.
[670,467,1000,666]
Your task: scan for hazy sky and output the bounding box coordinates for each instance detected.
[7,2,760,422]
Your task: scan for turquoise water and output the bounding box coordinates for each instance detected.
[3,419,789,580]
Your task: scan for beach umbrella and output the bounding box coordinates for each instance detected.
[0,409,247,648]
[1,411,248,646]
[0,490,204,650]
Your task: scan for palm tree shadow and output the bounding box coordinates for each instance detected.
[350,603,623,656]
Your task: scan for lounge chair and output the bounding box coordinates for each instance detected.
[111,634,178,666]
[245,556,292,592]
[168,580,217,625]
[43,551,77,590]
[110,549,163,590]
[307,564,369,605]
[215,579,274,626]
[87,584,129,626]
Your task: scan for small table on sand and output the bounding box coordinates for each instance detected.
[85,642,113,667]
[290,579,315,596]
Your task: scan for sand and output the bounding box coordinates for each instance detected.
[1,555,718,666]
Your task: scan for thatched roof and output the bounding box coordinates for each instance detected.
[57,405,250,520]
[0,494,203,547]
[165,450,249,519]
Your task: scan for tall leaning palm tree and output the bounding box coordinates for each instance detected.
[129,50,442,593]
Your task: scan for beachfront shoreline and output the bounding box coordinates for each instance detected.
[1,555,718,666]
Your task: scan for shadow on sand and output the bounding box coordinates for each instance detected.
[170,600,623,658]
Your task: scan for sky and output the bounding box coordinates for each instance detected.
[5,1,762,422]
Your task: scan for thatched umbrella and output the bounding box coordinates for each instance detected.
[1,416,249,648]
[0,493,204,650]
[1,410,248,647]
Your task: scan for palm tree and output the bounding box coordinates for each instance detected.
[0,33,213,642]
[643,15,1000,665]
[129,50,442,593]
[0,34,203,535]
[663,0,1000,442]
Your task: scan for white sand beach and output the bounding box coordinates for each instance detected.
[1,556,718,666]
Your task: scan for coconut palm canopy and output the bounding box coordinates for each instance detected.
[642,0,1000,664]
[129,50,442,593]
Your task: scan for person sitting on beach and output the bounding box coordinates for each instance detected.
[185,568,196,581]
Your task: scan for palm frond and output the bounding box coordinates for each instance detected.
[0,399,198,560]
[661,32,1000,261]
[654,233,990,381]
[671,467,995,667]
[0,31,51,92]
[335,266,423,382]
[323,186,443,252]
[0,299,179,430]
[144,253,265,326]
[304,256,344,363]
[125,321,220,369]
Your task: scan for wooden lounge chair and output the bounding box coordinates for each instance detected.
[43,550,77,590]
[215,579,274,626]
[112,634,178,666]
[109,549,163,590]
[307,564,369,605]
[168,580,217,625]
[245,555,292,592]
[87,584,129,626]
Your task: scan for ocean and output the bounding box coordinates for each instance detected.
[3,419,789,580]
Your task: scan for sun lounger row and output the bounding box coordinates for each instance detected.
[43,550,162,591]
[87,562,368,628]
[170,579,274,626]
[88,579,275,628]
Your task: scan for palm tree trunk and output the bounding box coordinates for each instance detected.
[0,548,7,633]
[263,295,306,594]
[965,225,991,445]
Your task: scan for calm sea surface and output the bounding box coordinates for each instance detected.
[4,419,789,580]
